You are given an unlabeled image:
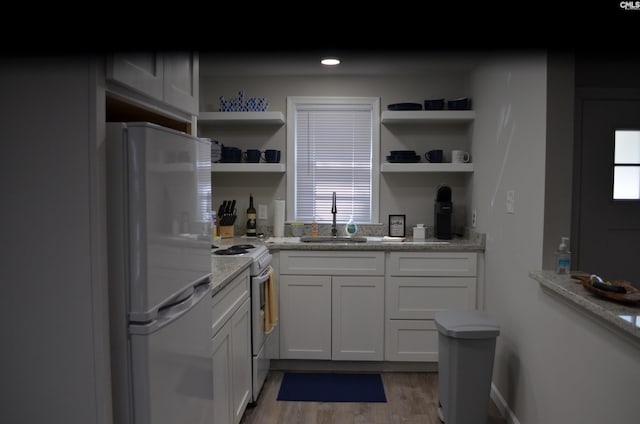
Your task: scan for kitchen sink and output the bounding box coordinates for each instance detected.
[300,235,367,243]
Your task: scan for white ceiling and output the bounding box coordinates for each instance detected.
[199,50,483,77]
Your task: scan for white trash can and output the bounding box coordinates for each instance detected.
[435,309,500,424]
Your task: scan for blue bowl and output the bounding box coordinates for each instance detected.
[424,98,445,110]
[447,97,471,110]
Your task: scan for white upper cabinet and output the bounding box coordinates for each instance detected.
[106,53,164,101]
[163,52,199,115]
[106,52,199,117]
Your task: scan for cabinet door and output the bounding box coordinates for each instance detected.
[279,275,331,359]
[231,298,251,424]
[164,52,199,115]
[385,320,438,362]
[106,52,164,101]
[332,276,385,361]
[212,322,233,424]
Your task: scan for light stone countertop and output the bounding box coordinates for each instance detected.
[531,270,640,343]
[263,234,485,252]
[211,255,251,296]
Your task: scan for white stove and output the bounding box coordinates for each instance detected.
[212,243,271,276]
[211,241,274,403]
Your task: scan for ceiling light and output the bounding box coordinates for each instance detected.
[321,58,340,66]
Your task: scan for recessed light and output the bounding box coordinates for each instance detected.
[321,58,340,66]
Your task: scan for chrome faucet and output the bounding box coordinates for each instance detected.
[331,191,337,237]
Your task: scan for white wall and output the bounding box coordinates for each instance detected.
[472,53,640,424]
[0,58,111,423]
[199,73,472,232]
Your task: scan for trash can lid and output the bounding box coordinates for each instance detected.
[435,309,500,339]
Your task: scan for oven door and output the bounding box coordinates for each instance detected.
[251,267,271,355]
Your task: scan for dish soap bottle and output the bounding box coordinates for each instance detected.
[345,216,357,237]
[555,237,571,274]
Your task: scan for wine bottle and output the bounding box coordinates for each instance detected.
[246,193,257,237]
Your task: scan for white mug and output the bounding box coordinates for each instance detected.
[451,150,470,163]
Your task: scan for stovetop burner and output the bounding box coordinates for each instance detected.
[213,244,258,256]
[231,244,256,250]
[214,247,246,255]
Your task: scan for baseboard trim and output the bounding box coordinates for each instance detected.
[491,383,521,424]
[271,359,438,373]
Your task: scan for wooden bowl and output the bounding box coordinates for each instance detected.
[571,274,640,305]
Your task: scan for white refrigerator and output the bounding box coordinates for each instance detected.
[106,122,213,424]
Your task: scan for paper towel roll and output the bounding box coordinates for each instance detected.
[273,200,285,237]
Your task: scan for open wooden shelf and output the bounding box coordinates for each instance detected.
[198,111,285,126]
[381,110,475,124]
[381,163,474,173]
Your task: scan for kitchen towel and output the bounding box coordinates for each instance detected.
[264,266,278,334]
[273,199,285,237]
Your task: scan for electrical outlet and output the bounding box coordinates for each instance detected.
[506,190,515,214]
[258,204,268,220]
[472,209,477,227]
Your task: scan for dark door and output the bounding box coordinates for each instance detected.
[576,98,640,287]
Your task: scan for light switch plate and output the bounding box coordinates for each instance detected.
[258,204,268,220]
[472,209,477,227]
[506,190,515,214]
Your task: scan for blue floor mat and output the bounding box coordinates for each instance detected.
[276,372,387,402]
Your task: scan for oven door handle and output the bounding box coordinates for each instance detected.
[253,267,272,285]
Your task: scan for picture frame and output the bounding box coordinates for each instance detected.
[388,214,406,237]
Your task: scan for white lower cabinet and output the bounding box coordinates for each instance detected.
[385,319,438,361]
[212,269,251,424]
[332,276,385,361]
[279,275,332,359]
[212,321,232,424]
[385,252,477,362]
[278,250,479,363]
[231,299,251,423]
[279,251,385,361]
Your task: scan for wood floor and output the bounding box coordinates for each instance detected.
[240,371,507,424]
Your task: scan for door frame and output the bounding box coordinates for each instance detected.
[571,87,640,270]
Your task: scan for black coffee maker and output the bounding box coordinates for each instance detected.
[434,185,452,240]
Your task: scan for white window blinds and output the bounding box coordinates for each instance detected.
[294,104,374,223]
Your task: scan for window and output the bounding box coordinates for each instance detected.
[613,130,640,200]
[286,97,380,224]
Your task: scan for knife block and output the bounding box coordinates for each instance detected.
[219,225,234,239]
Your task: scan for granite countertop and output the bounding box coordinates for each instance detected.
[531,270,640,342]
[211,255,252,296]
[263,234,485,252]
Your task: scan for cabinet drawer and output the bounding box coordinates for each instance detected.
[387,277,476,319]
[212,268,250,335]
[385,320,438,362]
[388,252,477,276]
[280,251,385,275]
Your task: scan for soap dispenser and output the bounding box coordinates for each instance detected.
[345,216,357,237]
[555,237,571,274]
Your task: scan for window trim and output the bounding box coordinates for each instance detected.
[286,96,380,223]
[612,128,640,201]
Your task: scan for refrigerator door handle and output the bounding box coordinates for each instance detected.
[130,281,212,336]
